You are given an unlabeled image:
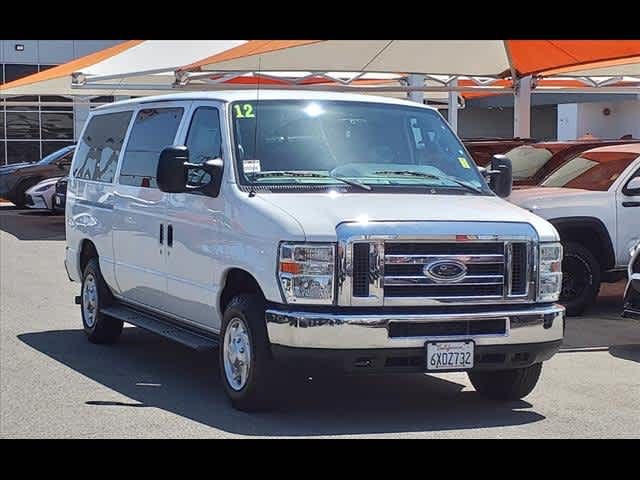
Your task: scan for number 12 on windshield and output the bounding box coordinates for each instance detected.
[234,104,255,119]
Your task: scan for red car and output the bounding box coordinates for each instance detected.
[503,138,640,187]
[463,137,537,167]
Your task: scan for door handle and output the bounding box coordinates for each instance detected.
[167,224,173,247]
[159,224,164,244]
[623,201,640,207]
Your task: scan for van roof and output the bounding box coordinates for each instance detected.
[94,89,438,111]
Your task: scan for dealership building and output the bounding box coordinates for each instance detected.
[0,40,123,165]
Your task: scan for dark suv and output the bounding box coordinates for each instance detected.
[0,145,75,207]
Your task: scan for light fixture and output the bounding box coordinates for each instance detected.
[14,44,24,51]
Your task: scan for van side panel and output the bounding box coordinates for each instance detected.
[65,108,135,292]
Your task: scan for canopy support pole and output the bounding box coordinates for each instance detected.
[513,75,532,138]
[447,78,459,133]
[407,74,425,103]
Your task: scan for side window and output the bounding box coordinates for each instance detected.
[119,107,184,188]
[185,107,221,188]
[73,111,133,183]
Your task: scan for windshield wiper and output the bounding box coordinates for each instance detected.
[251,170,371,191]
[373,170,484,194]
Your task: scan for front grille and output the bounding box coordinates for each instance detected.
[388,318,507,338]
[352,243,370,297]
[385,284,503,297]
[511,242,528,295]
[350,239,531,304]
[383,242,507,300]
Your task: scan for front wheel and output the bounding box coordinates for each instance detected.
[468,363,542,401]
[560,242,601,316]
[220,294,279,411]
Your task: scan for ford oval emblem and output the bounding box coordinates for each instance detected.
[424,260,467,283]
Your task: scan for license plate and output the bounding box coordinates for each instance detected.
[426,341,474,370]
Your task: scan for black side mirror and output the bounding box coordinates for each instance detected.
[157,146,224,196]
[488,154,513,198]
[157,146,189,193]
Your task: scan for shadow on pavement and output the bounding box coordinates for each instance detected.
[0,205,65,241]
[559,281,640,362]
[18,328,543,436]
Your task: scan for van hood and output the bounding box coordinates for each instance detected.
[257,191,559,242]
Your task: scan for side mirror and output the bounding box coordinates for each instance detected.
[157,146,189,193]
[488,154,513,198]
[625,176,640,195]
[156,146,224,196]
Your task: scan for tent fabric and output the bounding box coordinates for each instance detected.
[542,56,640,77]
[180,40,640,78]
[0,40,249,97]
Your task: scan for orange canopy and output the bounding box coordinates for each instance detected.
[179,40,640,78]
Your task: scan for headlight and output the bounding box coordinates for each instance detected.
[35,184,52,192]
[538,242,563,302]
[278,242,335,304]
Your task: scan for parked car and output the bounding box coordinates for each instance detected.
[65,91,564,411]
[463,137,537,167]
[623,241,640,321]
[509,143,640,316]
[0,145,75,208]
[24,177,63,213]
[504,138,640,187]
[52,176,68,214]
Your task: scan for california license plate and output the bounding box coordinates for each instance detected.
[426,341,474,370]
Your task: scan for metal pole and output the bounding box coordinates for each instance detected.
[514,75,532,138]
[447,78,459,133]
[407,74,425,103]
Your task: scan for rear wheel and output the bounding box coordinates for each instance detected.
[468,363,543,401]
[560,242,601,316]
[81,258,123,344]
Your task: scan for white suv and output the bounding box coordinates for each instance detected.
[64,91,564,411]
[509,143,640,316]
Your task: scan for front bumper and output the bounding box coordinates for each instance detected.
[266,304,564,350]
[25,194,48,210]
[271,341,562,373]
[52,193,65,212]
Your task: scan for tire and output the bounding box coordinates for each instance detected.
[560,242,601,316]
[81,258,123,344]
[468,362,543,401]
[13,178,41,208]
[220,294,279,411]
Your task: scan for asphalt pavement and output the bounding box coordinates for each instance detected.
[1,204,638,438]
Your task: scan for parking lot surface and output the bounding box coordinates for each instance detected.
[1,204,639,438]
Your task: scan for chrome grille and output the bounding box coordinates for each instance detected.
[384,242,506,300]
[336,222,537,307]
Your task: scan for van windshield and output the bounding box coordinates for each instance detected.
[231,100,490,194]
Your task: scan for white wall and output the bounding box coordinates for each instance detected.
[557,99,640,140]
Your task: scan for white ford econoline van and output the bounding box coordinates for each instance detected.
[65,90,564,411]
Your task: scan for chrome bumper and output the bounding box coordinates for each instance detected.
[266,304,564,349]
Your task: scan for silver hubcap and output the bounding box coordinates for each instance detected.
[82,273,98,328]
[223,317,251,391]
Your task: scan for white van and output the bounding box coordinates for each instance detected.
[65,90,564,411]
